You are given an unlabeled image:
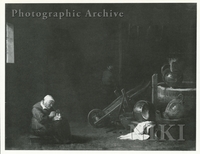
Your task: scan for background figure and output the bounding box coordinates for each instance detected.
[31,95,71,143]
[102,65,119,107]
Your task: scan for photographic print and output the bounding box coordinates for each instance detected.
[4,2,196,150]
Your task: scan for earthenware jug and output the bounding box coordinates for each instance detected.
[161,63,183,88]
[163,94,185,119]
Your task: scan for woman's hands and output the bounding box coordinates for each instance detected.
[49,111,56,118]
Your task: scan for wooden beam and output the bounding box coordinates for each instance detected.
[152,74,158,105]
[118,23,122,86]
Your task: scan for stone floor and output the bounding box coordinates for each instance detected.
[5,118,196,150]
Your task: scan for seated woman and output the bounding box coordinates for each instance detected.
[31,95,71,143]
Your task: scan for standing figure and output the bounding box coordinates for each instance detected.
[102,65,118,106]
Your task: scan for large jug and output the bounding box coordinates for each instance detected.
[161,64,183,88]
[163,94,185,119]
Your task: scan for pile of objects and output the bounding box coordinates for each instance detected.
[88,58,196,141]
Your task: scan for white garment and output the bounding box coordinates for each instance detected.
[118,121,154,140]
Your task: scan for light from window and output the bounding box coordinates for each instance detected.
[6,23,14,63]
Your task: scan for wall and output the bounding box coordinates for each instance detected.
[5,4,196,134]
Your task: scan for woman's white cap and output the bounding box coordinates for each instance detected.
[44,95,55,102]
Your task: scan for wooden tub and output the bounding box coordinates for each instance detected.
[156,82,196,117]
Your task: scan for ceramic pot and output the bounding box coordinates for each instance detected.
[161,64,183,88]
[133,100,150,122]
[163,94,185,119]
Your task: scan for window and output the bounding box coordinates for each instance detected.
[6,23,14,63]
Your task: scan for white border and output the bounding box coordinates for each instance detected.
[1,1,199,154]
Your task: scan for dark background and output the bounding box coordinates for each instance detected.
[5,3,196,140]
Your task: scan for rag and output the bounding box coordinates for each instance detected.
[118,121,154,140]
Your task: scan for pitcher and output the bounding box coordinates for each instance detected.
[161,58,183,88]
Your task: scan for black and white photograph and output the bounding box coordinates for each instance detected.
[2,1,198,151]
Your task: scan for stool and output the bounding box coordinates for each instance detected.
[29,134,42,145]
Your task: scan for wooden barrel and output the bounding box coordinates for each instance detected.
[157,82,196,117]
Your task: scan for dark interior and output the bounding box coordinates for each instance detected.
[5,3,196,149]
